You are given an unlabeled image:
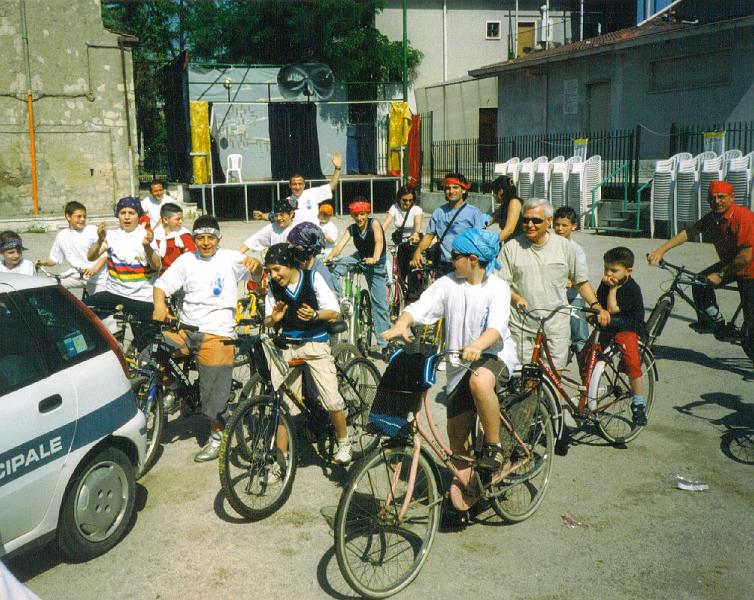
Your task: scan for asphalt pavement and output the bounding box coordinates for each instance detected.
[4,216,754,600]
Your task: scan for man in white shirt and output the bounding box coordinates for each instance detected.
[382,228,518,474]
[251,151,342,225]
[499,198,608,371]
[153,215,262,462]
[141,180,175,228]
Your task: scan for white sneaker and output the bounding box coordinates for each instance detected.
[194,432,222,462]
[266,462,283,485]
[333,443,353,465]
[436,361,446,372]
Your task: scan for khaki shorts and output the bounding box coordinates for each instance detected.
[282,341,344,412]
[512,329,570,372]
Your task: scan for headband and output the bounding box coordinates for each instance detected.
[708,180,734,195]
[0,239,26,253]
[115,196,143,217]
[192,227,222,239]
[349,201,371,215]
[441,177,471,191]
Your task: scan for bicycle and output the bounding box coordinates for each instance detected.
[218,326,381,521]
[518,305,657,447]
[646,259,753,360]
[333,348,555,598]
[327,259,374,356]
[36,265,91,302]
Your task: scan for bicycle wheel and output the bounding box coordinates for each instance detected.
[388,280,405,323]
[483,389,555,523]
[741,320,754,361]
[646,293,674,345]
[357,291,374,356]
[219,394,297,521]
[331,342,362,368]
[231,348,253,400]
[595,344,656,444]
[334,445,441,599]
[339,357,381,455]
[132,375,166,478]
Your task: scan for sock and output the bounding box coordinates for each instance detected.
[632,395,645,407]
[337,437,350,447]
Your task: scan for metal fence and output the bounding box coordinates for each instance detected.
[669,121,754,157]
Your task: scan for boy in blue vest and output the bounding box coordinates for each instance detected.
[264,243,352,465]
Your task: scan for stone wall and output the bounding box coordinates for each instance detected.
[0,0,136,218]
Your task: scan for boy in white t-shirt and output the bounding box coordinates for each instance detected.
[153,215,262,462]
[141,180,175,228]
[318,203,338,254]
[382,228,519,475]
[240,196,297,255]
[35,201,107,294]
[0,231,35,275]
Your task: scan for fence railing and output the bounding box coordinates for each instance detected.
[669,121,754,157]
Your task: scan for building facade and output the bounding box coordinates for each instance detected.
[0,0,137,217]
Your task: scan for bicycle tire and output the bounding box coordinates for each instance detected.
[483,392,555,523]
[357,291,374,356]
[132,376,166,478]
[388,280,405,323]
[219,394,297,521]
[595,344,656,444]
[646,294,674,345]
[234,373,267,457]
[331,342,362,368]
[339,357,381,456]
[741,320,754,361]
[334,445,441,599]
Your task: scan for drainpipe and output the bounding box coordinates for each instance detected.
[20,0,38,214]
[580,0,584,40]
[118,35,139,197]
[442,0,447,82]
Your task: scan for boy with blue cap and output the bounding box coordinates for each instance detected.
[382,228,518,473]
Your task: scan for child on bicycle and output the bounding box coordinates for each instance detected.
[264,243,353,465]
[382,228,519,473]
[326,198,390,360]
[35,201,107,294]
[553,206,590,353]
[596,246,648,427]
[153,202,196,272]
[153,215,262,462]
[0,231,35,275]
[318,203,338,256]
[240,196,297,255]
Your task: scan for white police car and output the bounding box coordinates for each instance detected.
[0,273,146,562]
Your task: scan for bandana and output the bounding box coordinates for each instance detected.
[349,201,371,215]
[192,227,222,239]
[441,177,471,191]
[0,239,26,253]
[452,228,501,274]
[318,204,333,215]
[115,196,143,217]
[708,180,734,196]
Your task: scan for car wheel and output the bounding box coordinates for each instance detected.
[58,446,136,562]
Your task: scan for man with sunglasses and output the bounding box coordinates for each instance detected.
[410,172,487,274]
[647,180,754,336]
[499,198,609,372]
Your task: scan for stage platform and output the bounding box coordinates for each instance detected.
[189,174,401,221]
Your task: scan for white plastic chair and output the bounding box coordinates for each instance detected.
[226,153,243,183]
[674,157,700,234]
[517,158,534,201]
[720,149,742,176]
[533,156,561,200]
[549,157,572,208]
[725,152,754,209]
[650,157,677,239]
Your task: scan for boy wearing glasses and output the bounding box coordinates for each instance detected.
[647,180,754,337]
[499,198,608,372]
[382,228,518,474]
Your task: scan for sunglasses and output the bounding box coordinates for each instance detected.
[521,217,545,225]
[450,250,472,261]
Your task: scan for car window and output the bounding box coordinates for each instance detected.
[20,287,110,369]
[0,295,47,395]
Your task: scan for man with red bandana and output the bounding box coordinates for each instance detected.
[410,172,487,274]
[647,180,754,336]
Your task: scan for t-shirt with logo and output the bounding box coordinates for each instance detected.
[292,183,333,225]
[104,226,159,302]
[155,249,251,338]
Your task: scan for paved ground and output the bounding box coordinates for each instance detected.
[5,218,754,600]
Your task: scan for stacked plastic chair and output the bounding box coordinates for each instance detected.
[517,157,535,201]
[550,156,578,208]
[674,156,701,235]
[566,155,602,225]
[720,149,742,177]
[725,152,754,209]
[493,157,521,185]
[533,156,562,201]
[649,153,691,239]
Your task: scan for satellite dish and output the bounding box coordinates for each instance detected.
[277,63,335,100]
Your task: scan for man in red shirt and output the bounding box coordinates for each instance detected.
[647,180,754,335]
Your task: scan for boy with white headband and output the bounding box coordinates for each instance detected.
[153,215,262,462]
[382,228,518,475]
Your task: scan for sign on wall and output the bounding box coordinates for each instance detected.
[563,79,579,116]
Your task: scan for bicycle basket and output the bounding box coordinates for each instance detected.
[368,347,440,436]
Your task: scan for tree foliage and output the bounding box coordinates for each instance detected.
[101,0,422,178]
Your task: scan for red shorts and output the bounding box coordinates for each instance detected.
[612,331,642,379]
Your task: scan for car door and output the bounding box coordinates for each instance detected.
[0,290,78,548]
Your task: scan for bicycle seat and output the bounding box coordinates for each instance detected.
[327,320,348,335]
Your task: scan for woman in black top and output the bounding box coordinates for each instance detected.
[325,198,390,360]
